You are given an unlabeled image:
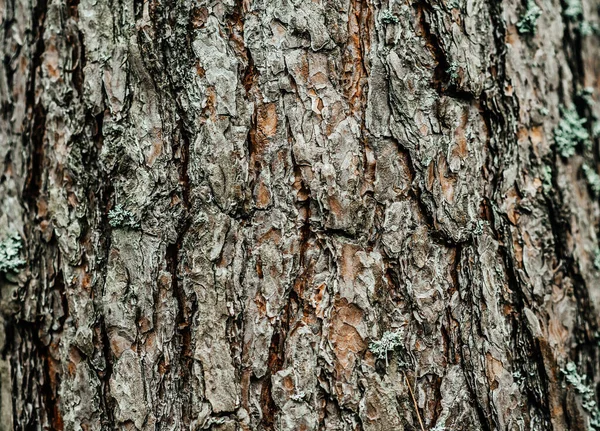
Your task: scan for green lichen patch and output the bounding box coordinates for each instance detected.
[562,362,600,430]
[542,165,553,194]
[564,0,583,21]
[447,62,459,81]
[553,106,590,158]
[593,122,600,139]
[369,329,405,367]
[594,249,600,271]
[578,87,595,107]
[517,1,542,35]
[380,10,399,24]
[579,21,598,36]
[583,164,600,195]
[0,234,25,274]
[108,205,140,229]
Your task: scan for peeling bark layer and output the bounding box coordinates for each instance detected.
[2,0,600,429]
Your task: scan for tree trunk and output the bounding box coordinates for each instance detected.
[2,0,600,429]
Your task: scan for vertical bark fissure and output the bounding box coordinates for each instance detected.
[22,0,48,206]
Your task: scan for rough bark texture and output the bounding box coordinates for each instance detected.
[2,0,600,429]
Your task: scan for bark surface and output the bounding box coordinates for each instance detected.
[2,0,600,429]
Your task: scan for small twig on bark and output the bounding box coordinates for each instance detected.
[403,370,425,431]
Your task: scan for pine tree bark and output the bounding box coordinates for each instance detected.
[2,0,600,429]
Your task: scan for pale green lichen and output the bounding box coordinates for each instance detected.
[562,362,600,430]
[594,249,600,271]
[380,10,399,24]
[290,391,306,402]
[0,234,25,274]
[517,0,542,35]
[512,370,527,387]
[583,164,600,195]
[471,220,487,236]
[579,21,597,36]
[447,62,459,81]
[108,205,140,229]
[579,87,595,107]
[593,122,600,139]
[542,165,553,194]
[553,106,590,158]
[369,329,405,367]
[564,0,583,21]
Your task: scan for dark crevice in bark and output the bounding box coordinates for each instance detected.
[512,312,554,428]
[22,0,48,207]
[342,0,371,116]
[97,314,116,427]
[481,0,519,207]
[133,0,143,20]
[483,1,561,428]
[235,0,256,95]
[152,3,198,417]
[65,0,85,97]
[414,2,450,94]
[558,1,585,100]
[23,103,46,206]
[246,105,260,208]
[11,332,41,430]
[541,104,599,344]
[238,11,262,218]
[19,320,62,430]
[11,0,50,427]
[176,120,192,210]
[457,335,492,431]
[386,136,441,243]
[1,1,17,117]
[260,282,296,430]
[93,95,115,426]
[545,184,598,345]
[168,100,196,431]
[414,1,476,101]
[496,218,554,428]
[260,329,285,431]
[165,231,194,426]
[453,243,493,430]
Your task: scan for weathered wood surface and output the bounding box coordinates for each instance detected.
[2,0,600,429]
